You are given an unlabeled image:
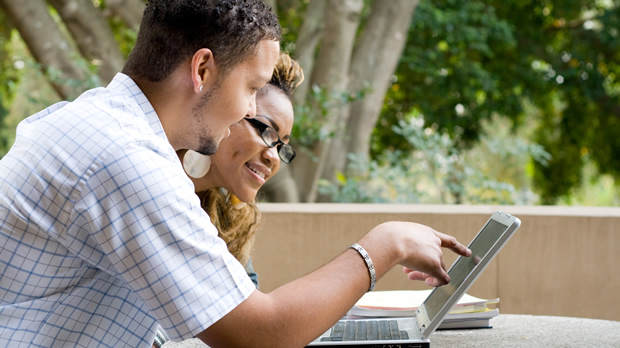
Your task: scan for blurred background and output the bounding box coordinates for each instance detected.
[0,0,618,206]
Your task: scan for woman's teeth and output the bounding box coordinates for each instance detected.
[247,164,265,179]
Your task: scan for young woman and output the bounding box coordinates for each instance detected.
[180,53,303,287]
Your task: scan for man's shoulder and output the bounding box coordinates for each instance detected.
[20,82,146,131]
[13,81,174,176]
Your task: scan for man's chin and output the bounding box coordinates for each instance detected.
[195,149,216,156]
[196,136,218,156]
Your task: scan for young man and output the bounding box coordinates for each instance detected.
[0,1,470,347]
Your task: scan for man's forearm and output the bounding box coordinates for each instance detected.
[199,246,386,348]
[197,221,469,347]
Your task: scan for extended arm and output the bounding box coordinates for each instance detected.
[197,221,470,348]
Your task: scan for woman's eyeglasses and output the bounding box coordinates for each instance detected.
[244,117,296,164]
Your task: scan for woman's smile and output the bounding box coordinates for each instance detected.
[244,161,269,184]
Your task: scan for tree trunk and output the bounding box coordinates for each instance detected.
[259,0,325,203]
[0,0,89,100]
[291,0,363,202]
[292,0,325,106]
[332,0,419,177]
[49,0,125,84]
[346,0,419,157]
[104,0,145,32]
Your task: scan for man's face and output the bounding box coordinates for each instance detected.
[190,40,280,155]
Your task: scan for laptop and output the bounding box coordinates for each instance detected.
[307,211,521,347]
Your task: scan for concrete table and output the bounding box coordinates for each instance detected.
[162,314,620,347]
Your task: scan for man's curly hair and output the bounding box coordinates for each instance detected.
[123,0,281,82]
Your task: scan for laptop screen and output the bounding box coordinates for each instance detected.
[423,219,508,320]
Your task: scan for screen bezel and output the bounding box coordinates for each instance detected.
[415,211,520,338]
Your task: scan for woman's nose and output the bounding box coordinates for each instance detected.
[262,146,280,165]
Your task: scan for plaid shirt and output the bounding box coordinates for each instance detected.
[0,73,254,347]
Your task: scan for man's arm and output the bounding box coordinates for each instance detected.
[197,221,471,348]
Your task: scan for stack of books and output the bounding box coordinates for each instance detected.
[346,290,500,330]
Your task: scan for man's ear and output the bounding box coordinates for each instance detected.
[191,48,217,93]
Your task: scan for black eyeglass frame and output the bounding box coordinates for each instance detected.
[244,117,296,164]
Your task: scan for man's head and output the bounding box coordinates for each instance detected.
[187,53,303,202]
[123,0,282,154]
[123,0,281,82]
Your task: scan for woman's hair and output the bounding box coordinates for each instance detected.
[201,53,303,266]
[123,0,281,82]
[257,52,305,101]
[197,189,259,266]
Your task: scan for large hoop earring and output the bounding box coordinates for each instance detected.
[183,150,211,178]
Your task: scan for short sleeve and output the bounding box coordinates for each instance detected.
[67,139,255,340]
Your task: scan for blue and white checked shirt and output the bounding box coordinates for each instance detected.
[0,73,255,347]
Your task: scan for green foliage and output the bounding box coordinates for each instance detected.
[2,0,617,205]
[0,0,142,157]
[291,85,336,148]
[516,1,620,203]
[0,13,20,156]
[109,17,138,60]
[291,84,369,160]
[320,110,546,204]
[45,57,102,99]
[0,13,17,100]
[0,43,64,158]
[557,160,620,206]
[378,0,519,154]
[377,0,620,204]
[273,0,306,53]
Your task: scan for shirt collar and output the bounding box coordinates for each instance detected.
[106,73,167,140]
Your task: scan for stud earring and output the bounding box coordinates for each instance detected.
[183,150,211,178]
[199,85,203,92]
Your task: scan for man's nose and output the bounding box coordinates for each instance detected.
[247,95,257,119]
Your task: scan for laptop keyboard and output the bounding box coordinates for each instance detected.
[320,320,410,341]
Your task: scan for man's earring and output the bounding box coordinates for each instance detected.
[183,150,211,178]
[199,85,203,92]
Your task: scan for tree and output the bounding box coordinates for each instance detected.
[379,0,620,204]
[0,0,414,204]
[1,0,91,99]
[47,0,125,84]
[2,1,616,204]
[261,0,419,202]
[0,0,143,100]
[0,9,15,153]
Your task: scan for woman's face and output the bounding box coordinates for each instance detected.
[200,86,294,202]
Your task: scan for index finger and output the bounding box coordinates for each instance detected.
[435,231,471,257]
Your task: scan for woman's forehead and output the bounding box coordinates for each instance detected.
[256,93,294,130]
